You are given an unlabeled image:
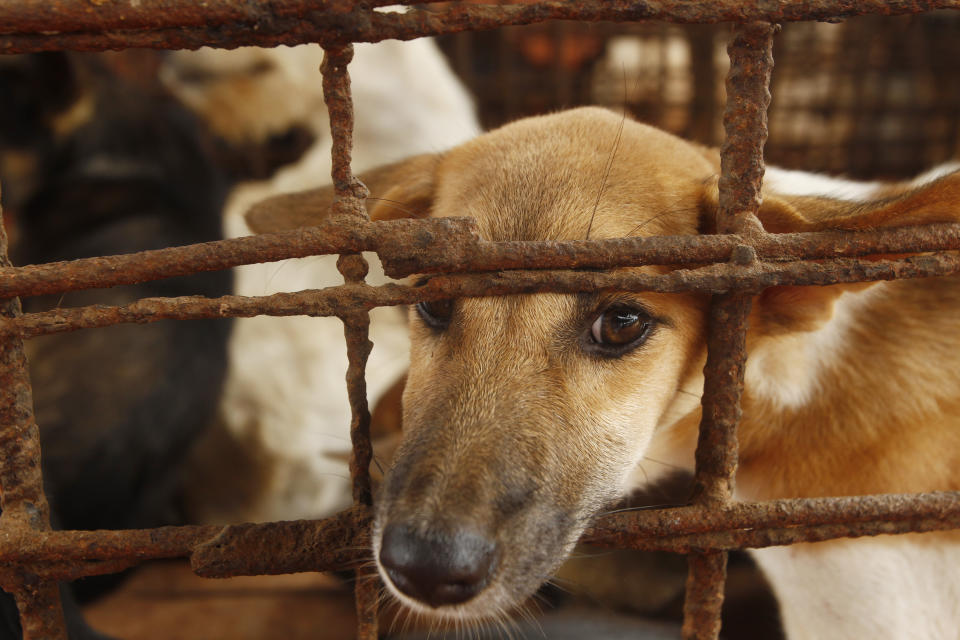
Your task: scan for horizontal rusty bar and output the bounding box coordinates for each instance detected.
[380,223,960,279]
[630,516,960,554]
[0,506,370,582]
[584,491,960,553]
[0,0,338,34]
[2,1,959,53]
[0,216,477,300]
[191,505,371,578]
[6,251,960,338]
[588,491,960,539]
[0,493,955,581]
[3,220,960,300]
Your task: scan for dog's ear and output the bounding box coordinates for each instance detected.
[757,170,960,234]
[245,153,440,233]
[702,169,960,333]
[699,169,960,234]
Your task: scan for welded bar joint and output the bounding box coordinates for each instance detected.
[0,187,67,638]
[5,220,960,301]
[321,42,380,640]
[1,492,958,580]
[682,20,775,639]
[6,250,960,339]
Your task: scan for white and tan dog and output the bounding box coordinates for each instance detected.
[163,38,480,522]
[248,107,960,639]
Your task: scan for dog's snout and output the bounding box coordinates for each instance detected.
[379,523,498,608]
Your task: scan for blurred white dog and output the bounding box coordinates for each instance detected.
[163,38,480,522]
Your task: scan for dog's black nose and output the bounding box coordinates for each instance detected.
[379,523,498,608]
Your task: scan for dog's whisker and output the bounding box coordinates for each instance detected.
[541,576,577,596]
[624,206,694,237]
[585,107,626,240]
[641,455,686,471]
[595,501,687,518]
[366,196,420,218]
[634,461,651,486]
[565,547,618,560]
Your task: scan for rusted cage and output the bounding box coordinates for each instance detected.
[439,10,960,179]
[1,2,960,640]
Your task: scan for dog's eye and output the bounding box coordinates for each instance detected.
[586,305,653,354]
[415,299,454,330]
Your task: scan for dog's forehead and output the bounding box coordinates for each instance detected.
[433,107,714,242]
[457,292,577,344]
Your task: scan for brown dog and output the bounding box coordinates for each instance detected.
[248,107,960,639]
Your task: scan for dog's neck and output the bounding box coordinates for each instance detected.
[648,274,960,501]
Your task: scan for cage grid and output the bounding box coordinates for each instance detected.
[2,2,960,640]
[438,12,960,180]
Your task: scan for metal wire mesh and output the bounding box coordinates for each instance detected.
[1,2,960,640]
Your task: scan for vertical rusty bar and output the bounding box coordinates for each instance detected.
[321,45,370,216]
[353,572,380,639]
[5,578,67,640]
[690,293,752,507]
[683,22,775,640]
[320,43,379,640]
[0,184,67,639]
[682,551,728,640]
[717,22,776,235]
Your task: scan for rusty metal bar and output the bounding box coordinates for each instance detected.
[0,506,367,582]
[321,44,376,507]
[689,293,752,507]
[717,22,775,235]
[6,250,960,339]
[0,243,50,533]
[379,222,960,280]
[4,220,960,300]
[0,217,476,299]
[605,514,960,554]
[681,21,775,639]
[321,43,380,640]
[190,505,371,579]
[3,1,960,54]
[1,491,957,580]
[0,184,68,639]
[682,552,727,640]
[583,491,960,546]
[4,579,66,640]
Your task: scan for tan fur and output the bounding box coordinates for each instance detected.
[247,107,960,636]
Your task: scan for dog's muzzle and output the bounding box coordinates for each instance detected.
[379,523,499,608]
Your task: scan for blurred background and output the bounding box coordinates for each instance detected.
[438,10,960,179]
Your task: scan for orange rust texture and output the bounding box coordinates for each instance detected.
[0,178,67,639]
[321,43,380,639]
[3,1,960,53]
